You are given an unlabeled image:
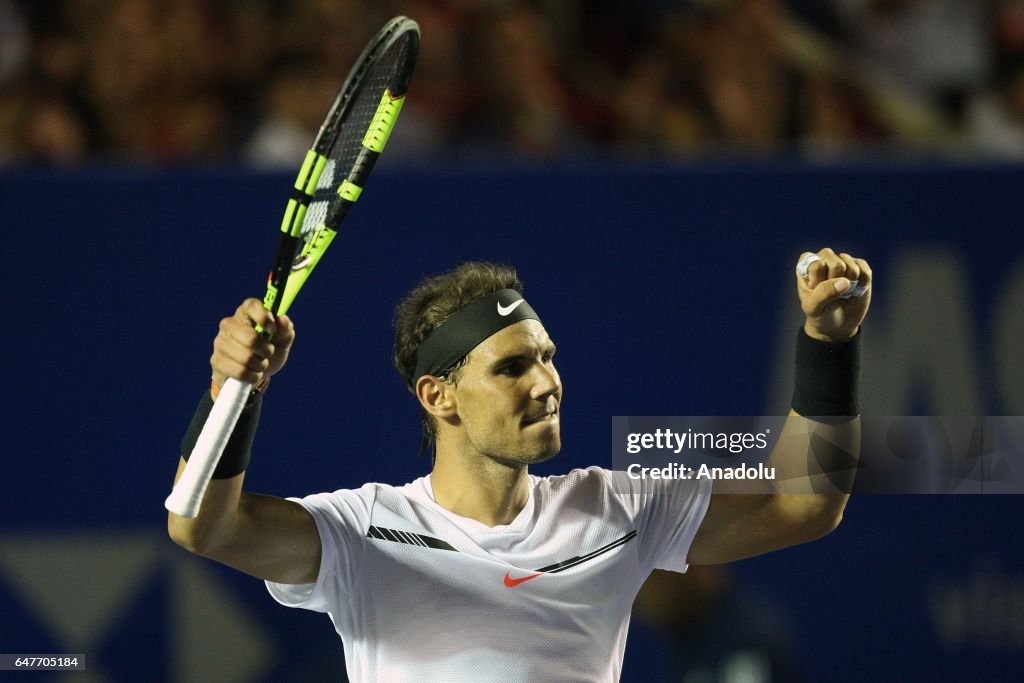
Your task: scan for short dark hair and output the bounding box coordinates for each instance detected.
[393,261,523,450]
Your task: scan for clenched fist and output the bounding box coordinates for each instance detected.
[211,298,296,390]
[796,248,872,342]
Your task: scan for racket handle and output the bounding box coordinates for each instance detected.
[164,377,252,518]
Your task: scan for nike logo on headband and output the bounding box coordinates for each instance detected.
[497,299,525,316]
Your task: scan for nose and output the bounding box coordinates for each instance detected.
[530,361,561,402]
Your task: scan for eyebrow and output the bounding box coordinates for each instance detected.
[491,342,557,369]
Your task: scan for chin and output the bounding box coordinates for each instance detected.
[492,440,560,467]
[525,437,561,464]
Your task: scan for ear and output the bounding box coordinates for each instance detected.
[415,375,457,419]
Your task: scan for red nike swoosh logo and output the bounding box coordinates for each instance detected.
[503,571,542,587]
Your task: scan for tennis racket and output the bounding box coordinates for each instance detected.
[166,16,420,518]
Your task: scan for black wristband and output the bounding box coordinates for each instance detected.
[791,327,861,418]
[180,389,262,479]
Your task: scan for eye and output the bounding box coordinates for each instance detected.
[498,361,526,377]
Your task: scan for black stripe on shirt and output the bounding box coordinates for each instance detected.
[366,525,457,552]
[535,530,637,574]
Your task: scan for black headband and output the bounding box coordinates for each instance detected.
[413,289,541,381]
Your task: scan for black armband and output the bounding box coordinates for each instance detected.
[180,389,263,479]
[791,327,861,419]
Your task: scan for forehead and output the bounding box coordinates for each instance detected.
[471,319,553,361]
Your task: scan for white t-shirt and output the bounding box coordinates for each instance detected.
[267,467,711,682]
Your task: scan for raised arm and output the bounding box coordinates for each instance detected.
[167,299,321,585]
[688,248,872,565]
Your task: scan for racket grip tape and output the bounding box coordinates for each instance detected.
[165,377,252,518]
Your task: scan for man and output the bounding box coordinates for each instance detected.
[168,248,871,682]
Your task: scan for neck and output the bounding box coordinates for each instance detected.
[430,443,531,527]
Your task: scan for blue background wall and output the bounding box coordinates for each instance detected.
[1,163,1022,681]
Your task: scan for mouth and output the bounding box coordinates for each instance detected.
[524,410,559,426]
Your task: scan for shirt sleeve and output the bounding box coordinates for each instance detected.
[265,484,376,613]
[604,468,712,573]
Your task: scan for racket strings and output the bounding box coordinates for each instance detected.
[299,41,406,246]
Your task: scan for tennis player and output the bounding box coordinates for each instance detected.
[168,248,870,682]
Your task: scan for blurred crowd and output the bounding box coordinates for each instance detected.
[4,0,1024,167]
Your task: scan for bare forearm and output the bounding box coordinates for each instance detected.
[759,411,856,530]
[167,458,319,584]
[167,457,245,555]
[769,410,859,494]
